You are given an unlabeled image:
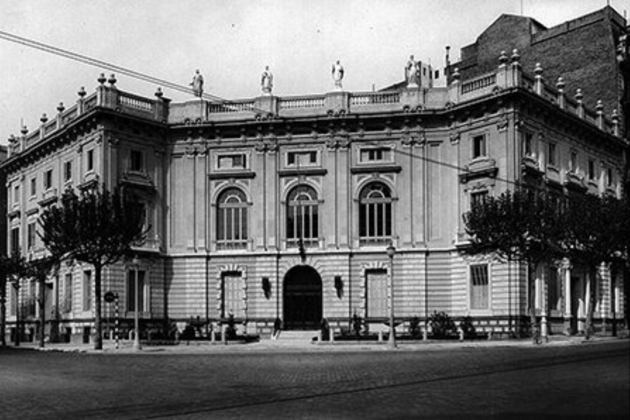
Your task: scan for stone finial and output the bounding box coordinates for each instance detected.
[8,134,17,144]
[534,63,543,77]
[556,77,565,91]
[612,109,620,136]
[498,50,508,66]
[575,88,583,102]
[57,102,65,113]
[596,99,604,113]
[97,73,107,85]
[511,49,521,64]
[21,125,28,135]
[108,73,117,86]
[40,113,48,124]
[78,86,86,97]
[155,87,163,98]
[452,67,460,81]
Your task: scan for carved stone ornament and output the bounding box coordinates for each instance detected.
[185,146,197,157]
[401,133,417,147]
[497,116,509,132]
[449,131,460,145]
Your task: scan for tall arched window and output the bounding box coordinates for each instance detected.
[359,182,393,245]
[217,188,248,250]
[286,185,319,247]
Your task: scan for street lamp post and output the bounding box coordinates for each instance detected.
[132,255,141,351]
[386,243,397,349]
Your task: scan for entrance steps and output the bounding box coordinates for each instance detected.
[270,330,318,345]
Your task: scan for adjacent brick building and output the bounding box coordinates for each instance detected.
[2,6,628,343]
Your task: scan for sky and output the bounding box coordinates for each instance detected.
[0,0,627,145]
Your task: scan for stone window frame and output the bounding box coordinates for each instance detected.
[216,187,249,250]
[468,262,491,313]
[359,261,390,320]
[358,181,394,246]
[216,264,248,320]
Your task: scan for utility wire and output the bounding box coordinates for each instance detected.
[0,30,238,105]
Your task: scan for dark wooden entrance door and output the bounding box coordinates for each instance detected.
[283,265,322,330]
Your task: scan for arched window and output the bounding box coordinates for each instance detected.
[359,182,393,245]
[217,188,248,250]
[286,185,319,247]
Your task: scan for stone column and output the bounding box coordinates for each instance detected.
[563,259,572,335]
[540,268,548,341]
[584,272,592,336]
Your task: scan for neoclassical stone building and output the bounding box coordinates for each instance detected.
[2,6,628,343]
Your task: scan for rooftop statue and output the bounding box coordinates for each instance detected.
[190,69,204,98]
[406,55,420,87]
[332,60,344,90]
[261,66,273,95]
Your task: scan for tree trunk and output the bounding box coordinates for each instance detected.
[38,276,46,348]
[0,289,6,347]
[94,262,103,350]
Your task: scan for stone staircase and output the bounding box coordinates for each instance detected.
[269,330,318,346]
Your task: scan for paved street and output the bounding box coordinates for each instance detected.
[0,340,628,419]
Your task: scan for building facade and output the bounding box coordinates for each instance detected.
[2,7,628,343]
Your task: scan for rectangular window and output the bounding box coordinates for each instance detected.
[470,264,489,310]
[9,286,17,316]
[547,267,560,312]
[27,222,36,251]
[470,191,488,209]
[366,270,388,318]
[222,273,243,318]
[83,270,92,311]
[547,143,557,166]
[524,132,533,157]
[126,269,147,312]
[606,167,613,188]
[472,135,486,159]
[130,150,144,172]
[360,147,391,162]
[44,169,53,190]
[63,273,73,314]
[30,178,37,197]
[569,151,578,173]
[218,154,247,170]
[10,227,20,256]
[588,160,595,181]
[87,149,94,172]
[287,150,318,167]
[64,161,73,182]
[13,185,20,204]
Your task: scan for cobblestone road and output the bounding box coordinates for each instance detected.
[1,340,628,419]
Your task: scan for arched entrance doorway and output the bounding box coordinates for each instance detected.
[283,265,322,330]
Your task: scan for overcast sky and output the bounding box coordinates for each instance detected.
[0,0,626,145]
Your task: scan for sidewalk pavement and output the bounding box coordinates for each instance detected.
[5,333,628,354]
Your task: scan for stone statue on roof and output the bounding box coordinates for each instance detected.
[406,55,420,87]
[332,60,344,90]
[190,69,204,98]
[261,66,273,95]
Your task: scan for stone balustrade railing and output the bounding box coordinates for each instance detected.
[7,83,169,158]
